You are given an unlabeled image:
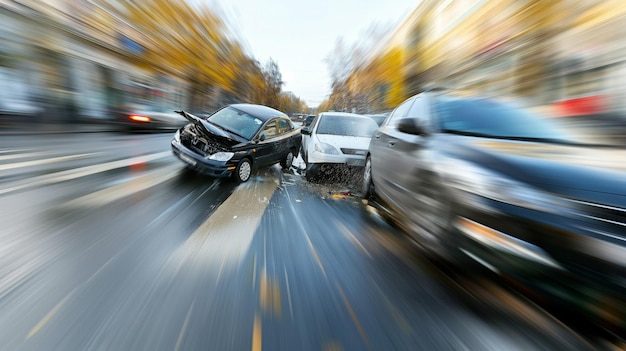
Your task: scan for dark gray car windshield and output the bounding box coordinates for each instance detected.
[316,115,378,137]
[207,106,264,140]
[435,98,570,141]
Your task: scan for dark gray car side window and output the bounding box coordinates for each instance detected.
[260,120,278,139]
[387,98,415,126]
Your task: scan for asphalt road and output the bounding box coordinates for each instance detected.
[0,131,609,350]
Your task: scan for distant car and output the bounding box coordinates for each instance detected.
[113,104,188,131]
[303,114,316,127]
[301,112,378,180]
[363,90,626,334]
[171,104,301,182]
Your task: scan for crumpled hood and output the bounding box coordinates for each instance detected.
[176,110,245,145]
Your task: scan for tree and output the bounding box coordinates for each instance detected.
[260,58,283,109]
[324,24,395,113]
[94,0,253,109]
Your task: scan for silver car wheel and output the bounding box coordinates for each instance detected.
[237,160,252,182]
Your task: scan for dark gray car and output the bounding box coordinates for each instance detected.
[363,90,626,335]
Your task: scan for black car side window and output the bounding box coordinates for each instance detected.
[277,118,291,135]
[387,98,415,127]
[260,121,278,140]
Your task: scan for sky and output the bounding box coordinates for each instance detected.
[207,0,418,108]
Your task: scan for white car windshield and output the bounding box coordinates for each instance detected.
[316,115,378,137]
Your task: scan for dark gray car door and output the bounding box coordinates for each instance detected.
[393,96,445,242]
[370,97,415,206]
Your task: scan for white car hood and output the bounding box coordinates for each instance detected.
[315,134,372,151]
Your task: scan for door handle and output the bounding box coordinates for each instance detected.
[374,133,381,139]
[388,139,397,147]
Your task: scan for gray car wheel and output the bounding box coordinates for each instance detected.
[281,151,294,170]
[305,163,319,182]
[362,156,374,197]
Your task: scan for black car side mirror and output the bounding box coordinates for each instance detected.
[259,134,266,142]
[397,118,426,136]
[301,127,311,135]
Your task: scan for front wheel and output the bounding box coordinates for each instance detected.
[280,150,294,170]
[305,163,319,182]
[362,156,374,197]
[233,158,252,182]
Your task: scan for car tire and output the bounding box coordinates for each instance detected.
[305,163,319,182]
[299,147,307,164]
[280,150,294,170]
[233,158,252,183]
[362,156,374,197]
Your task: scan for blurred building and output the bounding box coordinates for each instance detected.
[0,0,186,124]
[375,0,626,120]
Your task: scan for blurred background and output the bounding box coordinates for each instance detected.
[1,0,626,144]
[0,0,309,131]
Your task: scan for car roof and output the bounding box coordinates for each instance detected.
[318,112,368,119]
[229,104,287,121]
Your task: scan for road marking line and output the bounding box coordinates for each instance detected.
[0,153,97,171]
[336,282,370,346]
[174,299,196,351]
[26,292,73,339]
[0,151,171,196]
[252,253,257,289]
[58,164,180,208]
[174,179,278,267]
[252,314,262,351]
[0,151,56,161]
[304,234,326,278]
[336,221,372,258]
[0,148,30,154]
[283,266,294,320]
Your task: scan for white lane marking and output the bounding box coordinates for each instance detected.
[0,151,56,162]
[0,148,30,154]
[172,178,278,267]
[59,164,181,208]
[283,266,294,320]
[174,299,196,351]
[0,151,171,196]
[335,221,372,258]
[0,153,98,171]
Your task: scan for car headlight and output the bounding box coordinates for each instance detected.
[173,129,181,142]
[440,160,568,214]
[314,141,339,155]
[208,152,234,161]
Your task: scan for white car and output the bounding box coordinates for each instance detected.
[300,112,379,180]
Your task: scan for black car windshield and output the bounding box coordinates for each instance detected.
[316,115,379,137]
[207,106,264,140]
[435,98,570,141]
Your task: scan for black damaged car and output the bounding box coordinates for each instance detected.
[171,104,301,182]
[363,91,626,335]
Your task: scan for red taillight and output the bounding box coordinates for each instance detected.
[130,115,151,122]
